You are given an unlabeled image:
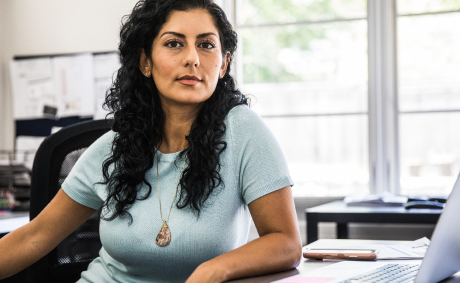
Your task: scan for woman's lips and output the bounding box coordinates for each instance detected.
[178,76,201,86]
[179,79,200,86]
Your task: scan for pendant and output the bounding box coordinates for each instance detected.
[156,221,171,247]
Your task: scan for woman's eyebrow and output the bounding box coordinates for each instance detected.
[197,32,218,39]
[160,31,185,38]
[160,31,218,39]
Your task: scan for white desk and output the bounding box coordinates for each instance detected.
[229,239,460,282]
[0,211,29,235]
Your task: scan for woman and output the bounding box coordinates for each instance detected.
[0,0,302,282]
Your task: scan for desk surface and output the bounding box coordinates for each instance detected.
[306,200,443,215]
[229,239,460,283]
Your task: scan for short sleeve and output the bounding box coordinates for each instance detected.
[228,106,293,205]
[61,131,115,210]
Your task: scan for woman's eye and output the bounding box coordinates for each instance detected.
[165,41,182,48]
[199,42,215,49]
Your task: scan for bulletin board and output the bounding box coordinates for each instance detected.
[11,51,121,137]
[10,52,120,167]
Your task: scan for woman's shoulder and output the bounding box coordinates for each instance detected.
[92,130,116,147]
[83,130,116,157]
[225,104,273,144]
[226,104,263,126]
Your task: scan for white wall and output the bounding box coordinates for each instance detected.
[0,1,7,152]
[0,0,138,152]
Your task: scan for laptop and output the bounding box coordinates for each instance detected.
[278,174,460,283]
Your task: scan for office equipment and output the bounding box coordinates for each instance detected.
[221,239,460,282]
[305,200,441,244]
[276,261,420,283]
[404,200,444,209]
[427,196,447,203]
[279,174,460,283]
[408,196,448,203]
[340,263,420,282]
[0,152,32,211]
[28,119,111,283]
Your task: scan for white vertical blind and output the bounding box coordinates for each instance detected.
[367,0,400,194]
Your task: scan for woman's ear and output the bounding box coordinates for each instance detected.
[139,49,151,77]
[219,52,231,78]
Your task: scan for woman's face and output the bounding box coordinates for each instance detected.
[140,9,229,108]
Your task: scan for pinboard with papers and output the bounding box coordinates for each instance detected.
[10,52,120,121]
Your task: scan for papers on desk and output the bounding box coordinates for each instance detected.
[305,237,430,260]
[344,194,408,207]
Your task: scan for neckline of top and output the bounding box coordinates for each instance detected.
[155,149,183,162]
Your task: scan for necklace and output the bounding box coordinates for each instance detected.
[155,154,187,247]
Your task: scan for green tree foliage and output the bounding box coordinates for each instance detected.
[240,0,366,83]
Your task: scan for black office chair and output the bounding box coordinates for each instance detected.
[28,119,112,283]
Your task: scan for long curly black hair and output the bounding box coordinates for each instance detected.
[100,0,248,222]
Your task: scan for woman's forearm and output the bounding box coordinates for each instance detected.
[0,189,96,279]
[187,231,302,282]
[0,223,46,279]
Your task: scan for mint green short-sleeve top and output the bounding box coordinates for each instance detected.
[62,105,293,282]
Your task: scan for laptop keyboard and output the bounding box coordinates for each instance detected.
[338,263,420,283]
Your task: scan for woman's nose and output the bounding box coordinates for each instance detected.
[183,46,200,67]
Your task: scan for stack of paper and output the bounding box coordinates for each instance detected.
[344,194,408,207]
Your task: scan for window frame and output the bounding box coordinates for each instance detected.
[227,0,460,196]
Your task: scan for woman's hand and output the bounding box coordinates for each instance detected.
[185,261,228,283]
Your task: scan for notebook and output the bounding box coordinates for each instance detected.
[277,174,460,283]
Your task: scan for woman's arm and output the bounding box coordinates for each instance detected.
[0,189,96,279]
[186,186,302,283]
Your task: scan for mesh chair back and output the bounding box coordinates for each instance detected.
[28,119,112,283]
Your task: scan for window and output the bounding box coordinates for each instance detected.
[234,0,460,197]
[397,0,460,196]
